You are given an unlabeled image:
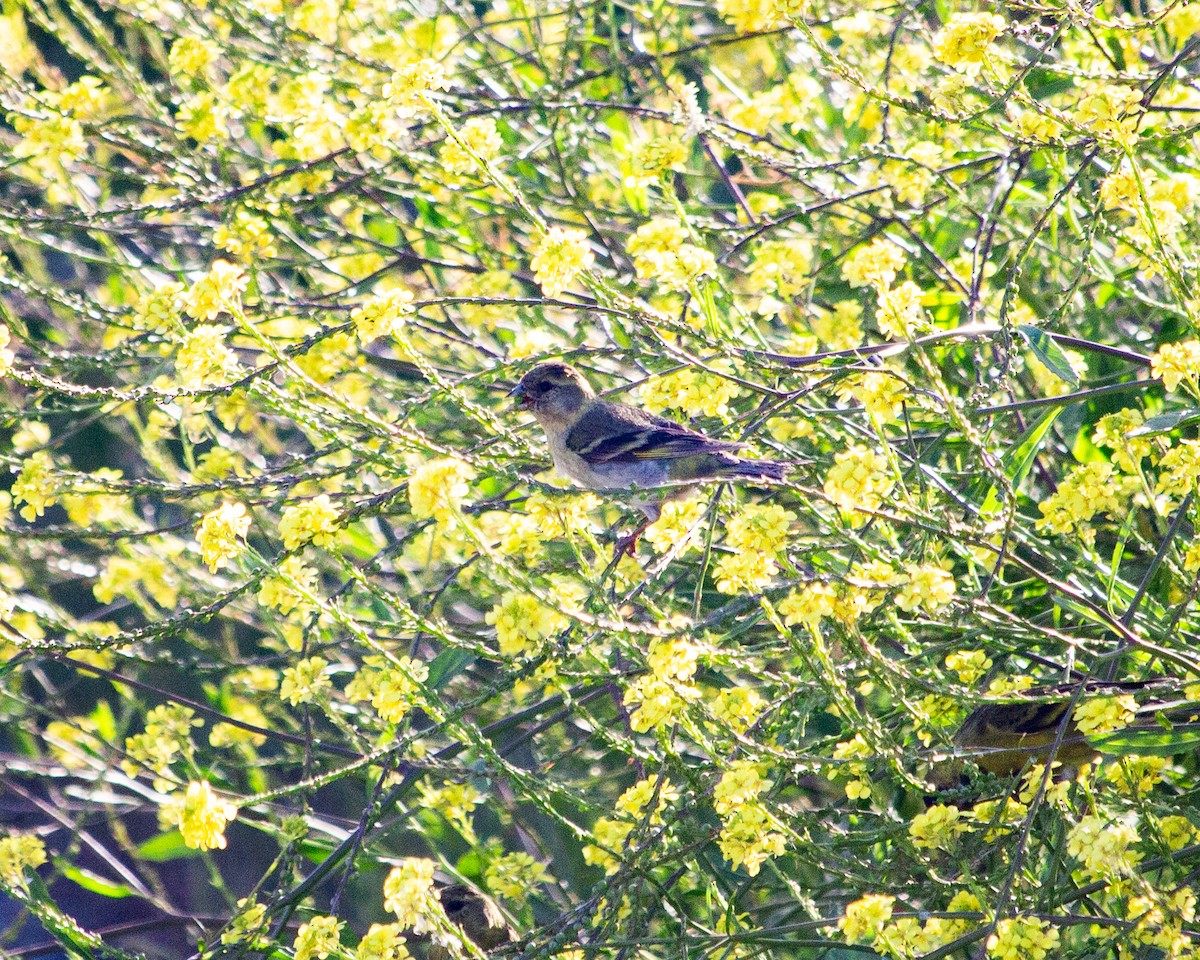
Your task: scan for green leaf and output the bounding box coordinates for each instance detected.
[428,648,474,688]
[136,831,195,862]
[1093,724,1200,757]
[1127,409,1200,437]
[980,406,1064,514]
[1018,325,1080,387]
[59,864,137,899]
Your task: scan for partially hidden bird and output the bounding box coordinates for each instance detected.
[428,884,516,959]
[932,678,1194,786]
[509,362,790,552]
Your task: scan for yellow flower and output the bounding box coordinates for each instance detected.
[356,923,411,960]
[711,686,764,733]
[1073,694,1135,735]
[1066,814,1142,879]
[876,281,927,339]
[638,365,742,419]
[1157,439,1200,499]
[1075,83,1140,142]
[408,458,474,522]
[1151,340,1200,395]
[717,802,786,876]
[1092,408,1150,474]
[0,834,47,889]
[749,237,812,303]
[294,916,344,960]
[383,858,439,931]
[530,226,594,298]
[486,592,567,656]
[1158,815,1196,852]
[161,780,238,851]
[484,852,550,904]
[627,219,687,261]
[624,673,701,732]
[839,893,895,943]
[280,494,341,550]
[383,59,451,118]
[1036,462,1134,537]
[197,502,251,572]
[280,656,331,705]
[842,238,906,292]
[908,804,968,850]
[985,916,1058,960]
[933,13,1006,72]
[924,890,983,946]
[353,288,415,343]
[442,116,504,176]
[258,556,318,613]
[0,323,14,376]
[168,36,217,77]
[715,0,786,33]
[713,549,779,595]
[11,450,58,521]
[894,562,956,614]
[837,371,907,424]
[176,324,239,387]
[177,91,229,143]
[371,657,429,723]
[714,760,769,815]
[823,445,895,518]
[289,0,340,42]
[220,899,269,947]
[213,210,276,261]
[184,260,248,321]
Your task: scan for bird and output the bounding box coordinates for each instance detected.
[949,697,1097,778]
[428,883,516,959]
[509,361,789,553]
[932,678,1193,785]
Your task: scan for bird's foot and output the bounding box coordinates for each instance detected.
[612,520,650,561]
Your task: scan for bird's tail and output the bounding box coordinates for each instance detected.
[723,458,790,483]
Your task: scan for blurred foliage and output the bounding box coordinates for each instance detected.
[1,0,1200,957]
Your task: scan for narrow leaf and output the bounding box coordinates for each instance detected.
[1093,724,1200,757]
[1018,325,1080,387]
[60,864,137,899]
[1127,409,1200,437]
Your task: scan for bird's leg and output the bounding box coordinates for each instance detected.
[613,518,650,560]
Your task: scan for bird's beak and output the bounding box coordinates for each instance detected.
[507,381,529,405]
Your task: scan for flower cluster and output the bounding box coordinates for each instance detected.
[486,591,568,657]
[624,636,703,732]
[160,780,238,850]
[353,288,416,343]
[713,760,787,876]
[280,494,341,551]
[932,12,1006,72]
[530,227,595,298]
[197,502,252,572]
[583,776,679,873]
[714,503,795,594]
[638,364,742,419]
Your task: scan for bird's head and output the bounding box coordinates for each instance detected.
[437,884,515,952]
[509,362,595,423]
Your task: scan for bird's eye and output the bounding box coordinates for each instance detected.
[535,381,554,395]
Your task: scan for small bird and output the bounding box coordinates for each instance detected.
[428,883,516,959]
[509,362,789,552]
[933,679,1191,785]
[949,698,1096,778]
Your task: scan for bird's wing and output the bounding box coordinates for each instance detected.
[565,401,743,464]
[955,700,1075,748]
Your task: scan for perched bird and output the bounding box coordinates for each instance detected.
[933,679,1192,785]
[949,697,1096,778]
[428,884,516,959]
[510,362,789,551]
